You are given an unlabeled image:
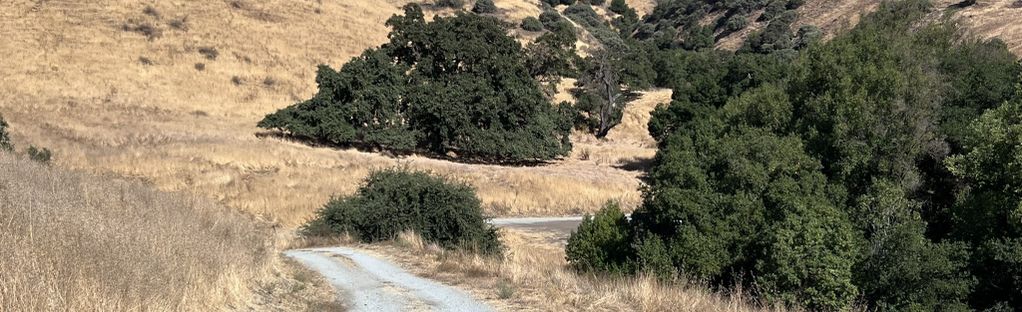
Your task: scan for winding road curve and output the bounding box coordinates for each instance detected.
[285,218,585,311]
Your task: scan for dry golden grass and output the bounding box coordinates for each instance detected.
[625,0,658,17]
[0,0,648,228]
[0,151,341,311]
[342,229,783,312]
[940,0,1022,53]
[0,153,227,309]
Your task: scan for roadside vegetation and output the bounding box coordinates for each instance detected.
[567,0,1022,310]
[302,167,502,255]
[365,229,780,311]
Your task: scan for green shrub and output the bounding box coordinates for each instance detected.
[608,0,629,15]
[436,0,464,8]
[539,10,564,30]
[0,114,12,151]
[566,201,631,273]
[575,0,1022,310]
[588,0,605,5]
[472,0,496,14]
[724,14,748,33]
[520,16,543,31]
[635,0,804,48]
[302,168,501,255]
[632,235,673,279]
[26,146,52,165]
[563,3,602,28]
[947,97,1022,309]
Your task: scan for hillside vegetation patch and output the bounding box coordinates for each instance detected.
[302,167,502,255]
[260,4,572,163]
[568,1,1022,310]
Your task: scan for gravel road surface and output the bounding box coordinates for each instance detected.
[285,247,493,312]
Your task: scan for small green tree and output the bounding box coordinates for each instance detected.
[0,114,12,151]
[472,0,496,14]
[573,50,625,138]
[754,201,859,311]
[608,0,629,15]
[527,23,579,95]
[539,10,565,30]
[566,201,631,273]
[520,16,543,31]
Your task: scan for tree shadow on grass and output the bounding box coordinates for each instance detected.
[255,130,556,167]
[613,156,654,173]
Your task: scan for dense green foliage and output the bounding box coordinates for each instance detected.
[572,50,627,137]
[472,0,497,14]
[520,16,543,31]
[302,168,502,254]
[947,97,1022,310]
[436,0,464,9]
[567,0,1022,310]
[260,5,571,163]
[526,16,580,90]
[635,0,806,49]
[608,0,630,15]
[0,114,12,151]
[565,201,631,273]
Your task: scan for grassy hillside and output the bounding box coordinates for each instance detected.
[720,0,1022,53]
[0,152,266,310]
[0,0,655,227]
[2,0,1016,228]
[943,0,1022,53]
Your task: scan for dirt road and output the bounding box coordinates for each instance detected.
[286,217,586,311]
[285,247,493,312]
[489,216,584,243]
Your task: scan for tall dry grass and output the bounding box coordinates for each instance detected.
[0,152,273,311]
[351,230,783,312]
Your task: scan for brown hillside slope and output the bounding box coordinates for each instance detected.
[941,0,1022,53]
[717,0,1022,55]
[0,0,655,227]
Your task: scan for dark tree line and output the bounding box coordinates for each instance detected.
[567,0,1022,310]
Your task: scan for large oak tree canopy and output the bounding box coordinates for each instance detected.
[259,4,572,163]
